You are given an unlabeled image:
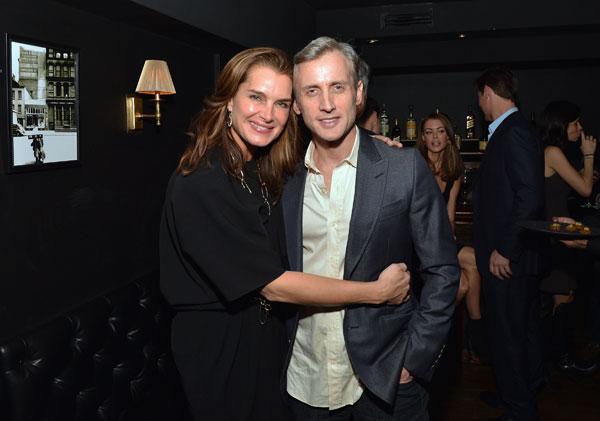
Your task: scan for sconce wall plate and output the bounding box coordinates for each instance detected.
[126,95,143,132]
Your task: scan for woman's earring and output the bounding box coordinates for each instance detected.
[226,111,233,128]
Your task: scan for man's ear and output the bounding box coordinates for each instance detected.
[483,85,494,100]
[293,100,302,116]
[356,80,364,106]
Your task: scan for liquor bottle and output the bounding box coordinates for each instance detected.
[379,104,390,137]
[406,105,417,140]
[391,118,402,142]
[479,134,488,151]
[465,107,475,139]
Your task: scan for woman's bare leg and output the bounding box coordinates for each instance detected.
[456,271,469,304]
[459,246,482,320]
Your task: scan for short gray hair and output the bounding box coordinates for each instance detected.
[293,36,360,86]
[357,57,370,98]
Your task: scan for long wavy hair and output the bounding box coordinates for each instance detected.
[177,47,299,199]
[416,112,464,182]
[539,100,581,151]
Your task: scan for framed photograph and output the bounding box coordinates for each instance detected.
[3,35,79,172]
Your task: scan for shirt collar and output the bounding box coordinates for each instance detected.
[304,126,360,173]
[488,107,518,139]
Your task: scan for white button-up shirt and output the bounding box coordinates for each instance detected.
[488,106,518,140]
[286,129,363,409]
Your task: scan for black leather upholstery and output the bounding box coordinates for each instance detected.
[0,273,190,421]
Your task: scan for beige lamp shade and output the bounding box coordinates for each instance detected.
[135,60,176,95]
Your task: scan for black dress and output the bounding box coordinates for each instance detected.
[442,178,465,252]
[541,172,577,294]
[544,172,571,220]
[160,149,292,421]
[441,177,454,204]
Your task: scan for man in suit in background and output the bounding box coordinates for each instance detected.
[282,36,459,421]
[472,67,546,421]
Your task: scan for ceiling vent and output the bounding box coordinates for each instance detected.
[381,6,433,29]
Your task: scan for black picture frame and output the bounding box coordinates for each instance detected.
[3,34,80,173]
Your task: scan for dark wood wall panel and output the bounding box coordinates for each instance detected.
[0,1,240,342]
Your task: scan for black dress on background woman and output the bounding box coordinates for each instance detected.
[542,172,577,294]
[160,149,291,421]
[442,178,465,252]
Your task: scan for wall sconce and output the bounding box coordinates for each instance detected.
[126,59,176,132]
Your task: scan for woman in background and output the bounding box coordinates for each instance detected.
[159,47,410,421]
[539,100,596,372]
[417,111,486,363]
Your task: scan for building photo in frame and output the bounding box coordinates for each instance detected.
[5,35,79,171]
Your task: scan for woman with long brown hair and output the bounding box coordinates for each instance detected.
[160,48,409,421]
[417,112,486,363]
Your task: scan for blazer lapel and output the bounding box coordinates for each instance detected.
[344,130,388,278]
[474,112,517,212]
[486,111,518,149]
[282,165,307,271]
[478,112,516,172]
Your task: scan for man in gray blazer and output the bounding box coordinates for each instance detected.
[282,36,460,420]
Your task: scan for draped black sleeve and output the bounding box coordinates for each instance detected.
[159,154,286,309]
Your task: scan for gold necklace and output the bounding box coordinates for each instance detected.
[238,161,273,325]
[238,163,271,216]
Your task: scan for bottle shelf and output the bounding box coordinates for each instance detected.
[394,138,486,142]
[393,139,485,156]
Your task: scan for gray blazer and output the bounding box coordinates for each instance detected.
[282,129,460,404]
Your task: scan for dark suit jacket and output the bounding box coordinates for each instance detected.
[281,129,460,404]
[588,238,600,258]
[472,111,545,277]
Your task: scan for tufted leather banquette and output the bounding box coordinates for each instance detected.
[0,273,190,421]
